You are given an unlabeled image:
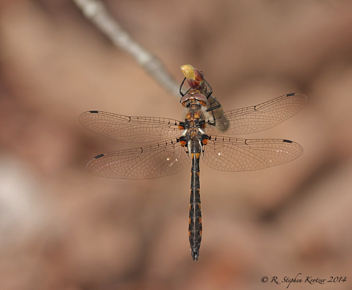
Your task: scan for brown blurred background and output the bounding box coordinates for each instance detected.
[1,0,352,289]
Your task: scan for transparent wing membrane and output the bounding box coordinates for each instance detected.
[86,136,302,179]
[86,139,189,179]
[79,111,182,142]
[82,93,306,179]
[205,93,308,135]
[203,136,303,171]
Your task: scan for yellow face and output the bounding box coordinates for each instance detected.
[180,64,196,80]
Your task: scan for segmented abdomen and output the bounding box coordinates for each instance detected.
[189,150,202,261]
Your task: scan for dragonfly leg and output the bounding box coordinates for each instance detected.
[179,77,191,98]
[205,95,221,112]
[203,78,222,113]
[203,78,213,97]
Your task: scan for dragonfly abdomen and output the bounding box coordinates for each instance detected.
[189,142,202,261]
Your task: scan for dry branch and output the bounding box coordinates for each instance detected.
[73,0,180,97]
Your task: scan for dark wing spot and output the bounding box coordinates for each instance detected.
[286,93,295,97]
[94,153,104,159]
[283,139,293,143]
[89,110,99,113]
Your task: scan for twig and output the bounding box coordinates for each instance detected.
[72,0,180,97]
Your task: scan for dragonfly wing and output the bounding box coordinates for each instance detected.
[203,136,303,172]
[79,111,182,142]
[205,93,308,135]
[86,139,190,179]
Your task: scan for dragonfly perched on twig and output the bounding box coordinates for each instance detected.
[79,64,307,261]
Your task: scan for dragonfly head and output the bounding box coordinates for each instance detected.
[180,64,205,90]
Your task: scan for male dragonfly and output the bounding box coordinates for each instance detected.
[79,65,307,261]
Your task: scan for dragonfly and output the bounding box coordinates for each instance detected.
[79,65,307,261]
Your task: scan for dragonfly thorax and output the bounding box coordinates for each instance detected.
[180,91,208,108]
[184,105,207,130]
[181,104,208,151]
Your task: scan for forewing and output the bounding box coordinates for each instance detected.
[205,93,307,135]
[203,136,303,171]
[86,139,190,179]
[79,111,182,142]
